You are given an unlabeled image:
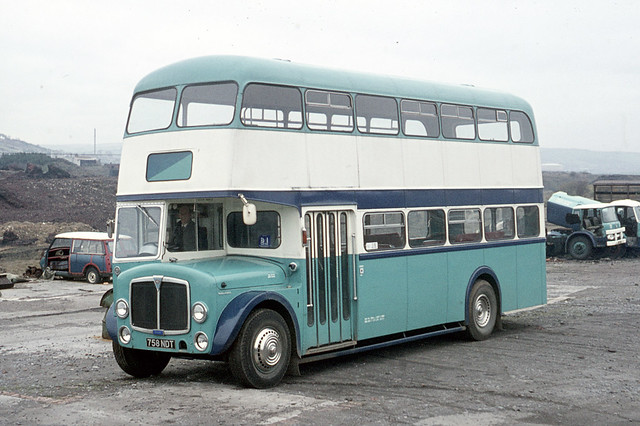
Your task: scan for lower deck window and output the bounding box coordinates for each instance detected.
[363,212,405,251]
[448,209,482,244]
[516,206,540,237]
[227,211,281,248]
[483,207,515,240]
[408,209,446,247]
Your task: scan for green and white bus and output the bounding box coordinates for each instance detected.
[106,56,546,388]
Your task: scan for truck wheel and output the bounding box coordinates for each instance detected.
[85,266,101,284]
[607,245,626,259]
[112,341,171,378]
[466,279,497,341]
[568,236,592,260]
[229,309,291,389]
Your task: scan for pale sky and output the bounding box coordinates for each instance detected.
[1,0,639,152]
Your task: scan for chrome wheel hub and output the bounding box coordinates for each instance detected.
[474,294,491,328]
[252,327,282,371]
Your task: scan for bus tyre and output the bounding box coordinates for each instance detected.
[85,266,101,284]
[568,236,592,260]
[229,309,291,389]
[112,341,171,378]
[466,280,497,341]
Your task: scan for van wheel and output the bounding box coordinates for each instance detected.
[568,236,592,260]
[85,266,100,284]
[229,309,291,389]
[112,341,171,378]
[466,279,497,341]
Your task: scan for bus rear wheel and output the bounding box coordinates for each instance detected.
[466,279,497,341]
[229,309,291,389]
[112,341,171,378]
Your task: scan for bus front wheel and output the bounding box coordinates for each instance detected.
[112,341,171,378]
[466,279,497,341]
[229,309,291,389]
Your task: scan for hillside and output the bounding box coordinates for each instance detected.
[0,134,51,154]
[541,148,640,175]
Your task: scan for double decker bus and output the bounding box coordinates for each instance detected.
[106,56,546,388]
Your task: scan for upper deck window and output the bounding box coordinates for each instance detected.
[401,100,439,138]
[177,82,238,127]
[305,90,354,132]
[241,84,303,129]
[510,111,535,143]
[356,95,399,135]
[127,88,177,134]
[441,104,475,140]
[477,108,508,142]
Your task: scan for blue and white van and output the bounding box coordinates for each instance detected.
[40,232,113,284]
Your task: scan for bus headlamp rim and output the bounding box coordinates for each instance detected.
[192,302,208,323]
[194,331,209,352]
[115,298,129,319]
[119,326,131,344]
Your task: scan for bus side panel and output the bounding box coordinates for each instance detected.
[516,242,547,308]
[406,252,448,330]
[446,248,485,323]
[483,245,518,312]
[357,256,408,340]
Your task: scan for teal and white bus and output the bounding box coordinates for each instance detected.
[106,56,546,388]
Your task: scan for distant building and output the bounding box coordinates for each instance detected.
[593,180,640,202]
[72,156,99,167]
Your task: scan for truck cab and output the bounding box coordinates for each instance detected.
[610,199,640,249]
[546,192,626,259]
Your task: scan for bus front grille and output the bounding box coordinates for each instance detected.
[130,277,190,334]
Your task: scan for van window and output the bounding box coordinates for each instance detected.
[72,239,106,254]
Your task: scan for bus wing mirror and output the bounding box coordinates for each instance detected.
[106,219,114,238]
[243,203,257,226]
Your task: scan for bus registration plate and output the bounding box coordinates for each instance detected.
[146,338,175,349]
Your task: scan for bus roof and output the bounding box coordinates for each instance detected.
[133,55,534,113]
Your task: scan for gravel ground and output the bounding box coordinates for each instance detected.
[0,259,639,425]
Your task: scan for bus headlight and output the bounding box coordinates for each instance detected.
[115,299,129,319]
[194,332,209,352]
[191,302,208,323]
[119,326,131,344]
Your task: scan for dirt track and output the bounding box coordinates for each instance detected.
[0,259,638,424]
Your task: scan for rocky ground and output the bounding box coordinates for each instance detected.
[0,166,117,275]
[0,259,638,424]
